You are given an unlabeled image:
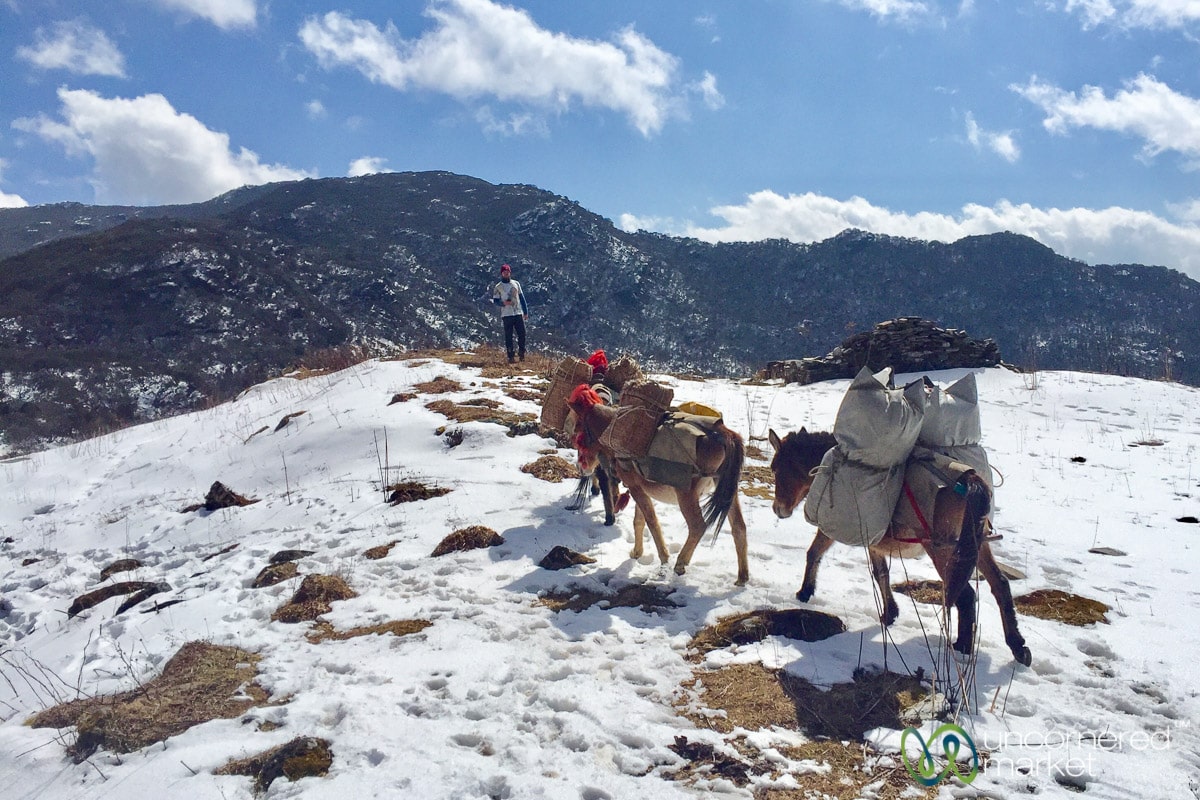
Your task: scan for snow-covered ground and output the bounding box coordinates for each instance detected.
[1,356,1198,799]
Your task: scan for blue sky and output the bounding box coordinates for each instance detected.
[3,0,1199,279]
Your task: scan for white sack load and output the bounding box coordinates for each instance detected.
[804,367,927,546]
[917,372,993,489]
[804,447,905,546]
[834,367,926,468]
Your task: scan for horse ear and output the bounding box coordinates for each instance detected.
[768,429,782,452]
[799,426,807,434]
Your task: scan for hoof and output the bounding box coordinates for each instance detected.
[604,516,615,526]
[674,563,687,576]
[953,638,972,656]
[1014,646,1032,667]
[796,587,813,603]
[735,574,749,587]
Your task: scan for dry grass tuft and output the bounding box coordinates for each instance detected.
[386,480,452,505]
[431,526,504,557]
[414,376,463,394]
[680,663,927,742]
[892,578,945,605]
[306,618,432,643]
[688,609,846,660]
[670,661,936,797]
[425,399,538,436]
[739,465,776,500]
[504,387,543,402]
[537,583,678,613]
[1015,588,1110,625]
[521,454,580,483]
[271,575,357,624]
[27,641,271,763]
[216,735,333,794]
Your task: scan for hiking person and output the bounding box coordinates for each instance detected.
[492,263,529,363]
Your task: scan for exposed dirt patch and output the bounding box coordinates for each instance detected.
[181,480,260,513]
[431,526,504,557]
[688,609,846,660]
[388,391,417,405]
[363,540,399,560]
[306,618,433,643]
[216,736,333,795]
[274,410,307,431]
[386,480,452,505]
[99,558,143,581]
[1015,588,1110,626]
[27,641,271,763]
[893,578,945,605]
[537,583,679,614]
[521,454,580,483]
[413,376,463,394]
[756,740,936,800]
[252,562,298,588]
[539,546,597,570]
[271,575,357,624]
[67,580,168,618]
[270,549,315,564]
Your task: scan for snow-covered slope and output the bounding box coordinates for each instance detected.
[2,357,1198,799]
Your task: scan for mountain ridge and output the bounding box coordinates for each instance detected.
[1,170,1197,454]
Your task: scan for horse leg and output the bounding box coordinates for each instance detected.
[628,486,669,565]
[672,486,709,577]
[870,548,899,626]
[952,583,977,655]
[796,531,835,602]
[977,542,1033,666]
[597,463,617,526]
[726,495,749,586]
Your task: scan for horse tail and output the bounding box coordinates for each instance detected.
[565,474,592,511]
[943,472,990,607]
[702,423,745,536]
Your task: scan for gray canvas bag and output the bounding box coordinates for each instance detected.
[804,367,926,546]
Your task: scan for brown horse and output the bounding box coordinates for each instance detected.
[768,427,1031,666]
[569,385,750,585]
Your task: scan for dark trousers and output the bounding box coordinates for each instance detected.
[502,315,526,359]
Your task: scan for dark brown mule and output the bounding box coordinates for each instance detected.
[569,385,750,585]
[768,427,1031,666]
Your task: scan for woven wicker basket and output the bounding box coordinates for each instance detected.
[540,357,593,431]
[603,355,644,393]
[598,379,673,458]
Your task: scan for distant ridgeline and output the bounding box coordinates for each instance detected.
[760,318,1001,384]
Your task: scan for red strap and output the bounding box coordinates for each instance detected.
[897,481,931,543]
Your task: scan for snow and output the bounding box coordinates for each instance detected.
[1,357,1198,799]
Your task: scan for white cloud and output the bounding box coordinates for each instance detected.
[347,157,393,176]
[619,190,1200,278]
[1014,74,1200,164]
[826,0,933,21]
[149,0,257,29]
[306,100,328,120]
[691,72,725,110]
[16,19,127,77]
[965,112,1020,162]
[12,88,310,205]
[1064,0,1200,29]
[0,159,27,208]
[298,0,692,136]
